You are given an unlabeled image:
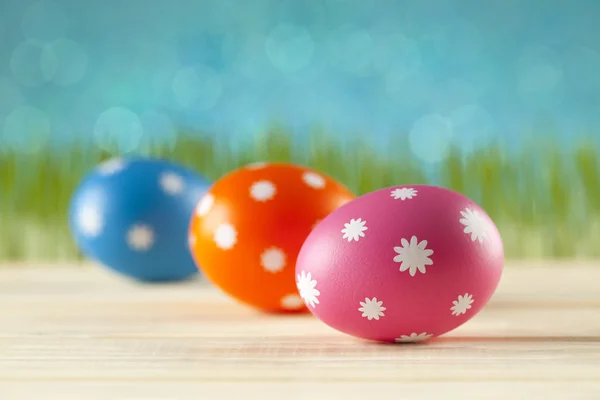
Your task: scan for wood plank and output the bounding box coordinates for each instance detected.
[0,262,599,399]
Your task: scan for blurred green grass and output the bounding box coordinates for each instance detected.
[1,128,600,263]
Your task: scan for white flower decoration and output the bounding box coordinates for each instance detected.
[77,204,103,237]
[280,294,304,310]
[393,236,434,276]
[97,158,126,175]
[159,172,185,195]
[459,208,488,243]
[250,180,277,202]
[394,332,433,343]
[127,224,154,252]
[260,247,286,273]
[451,293,474,316]
[246,162,268,169]
[302,171,326,189]
[390,187,418,200]
[296,271,320,308]
[196,193,214,217]
[213,223,237,250]
[358,297,386,321]
[341,218,368,242]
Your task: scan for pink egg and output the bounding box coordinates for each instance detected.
[295,184,504,343]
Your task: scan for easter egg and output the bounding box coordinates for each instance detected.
[188,162,355,312]
[69,157,212,282]
[295,184,504,343]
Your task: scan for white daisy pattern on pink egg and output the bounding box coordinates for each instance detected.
[393,236,434,276]
[459,207,488,243]
[341,218,368,242]
[295,184,504,343]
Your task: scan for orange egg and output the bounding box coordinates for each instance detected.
[189,162,355,313]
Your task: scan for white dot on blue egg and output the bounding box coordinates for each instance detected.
[126,224,155,252]
[21,1,68,45]
[97,158,127,176]
[93,107,144,154]
[0,77,24,114]
[172,66,222,109]
[77,203,104,238]
[10,42,47,87]
[409,114,454,164]
[2,105,51,154]
[265,24,315,74]
[41,39,88,86]
[159,172,186,196]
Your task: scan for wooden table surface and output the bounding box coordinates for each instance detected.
[0,261,599,399]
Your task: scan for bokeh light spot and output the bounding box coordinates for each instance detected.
[140,111,178,150]
[21,1,68,44]
[565,45,600,93]
[449,104,495,153]
[519,63,562,94]
[1,105,51,154]
[516,46,563,109]
[385,72,433,110]
[172,66,222,109]
[93,107,144,154]
[373,34,421,77]
[10,42,46,87]
[0,77,24,113]
[327,28,374,76]
[434,20,483,65]
[409,114,454,164]
[265,24,314,73]
[429,79,478,114]
[41,39,88,86]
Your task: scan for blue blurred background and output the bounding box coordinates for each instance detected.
[2,0,600,262]
[2,0,600,159]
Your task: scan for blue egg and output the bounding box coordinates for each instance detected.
[68,157,212,282]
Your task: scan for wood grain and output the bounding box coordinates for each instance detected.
[0,262,599,399]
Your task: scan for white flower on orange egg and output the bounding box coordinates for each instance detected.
[195,193,214,216]
[280,294,304,310]
[213,223,238,250]
[260,247,287,273]
[250,180,277,202]
[302,171,326,189]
